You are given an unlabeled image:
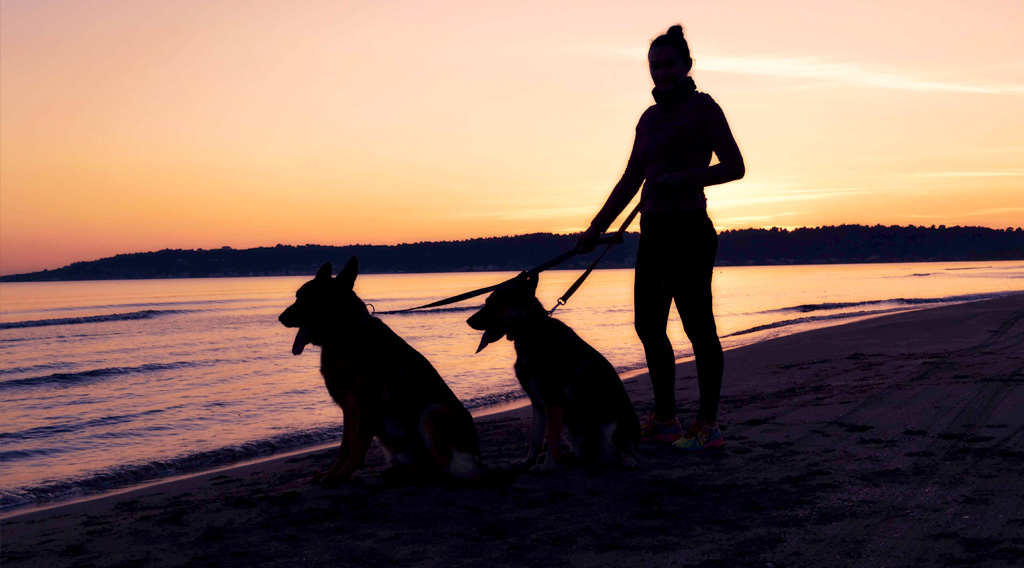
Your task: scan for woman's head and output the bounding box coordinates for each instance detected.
[648,25,692,91]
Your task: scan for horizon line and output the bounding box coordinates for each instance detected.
[4,223,1021,279]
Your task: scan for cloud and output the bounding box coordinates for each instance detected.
[710,185,893,208]
[566,46,1024,95]
[716,212,801,223]
[911,172,1024,178]
[697,55,1024,95]
[448,204,598,221]
[952,206,1024,217]
[904,206,1024,219]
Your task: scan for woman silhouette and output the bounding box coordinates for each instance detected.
[577,25,744,450]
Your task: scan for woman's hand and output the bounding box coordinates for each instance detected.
[575,225,602,253]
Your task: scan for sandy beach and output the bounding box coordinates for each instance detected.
[2,293,1022,567]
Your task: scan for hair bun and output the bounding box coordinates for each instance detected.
[650,24,691,60]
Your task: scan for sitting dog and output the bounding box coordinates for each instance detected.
[280,258,483,484]
[468,272,639,470]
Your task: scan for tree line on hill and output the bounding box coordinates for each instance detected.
[3,224,1021,282]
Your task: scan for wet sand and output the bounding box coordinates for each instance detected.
[3,294,1022,567]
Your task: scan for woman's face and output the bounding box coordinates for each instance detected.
[648,46,691,90]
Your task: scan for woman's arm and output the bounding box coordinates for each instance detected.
[576,133,645,251]
[696,99,744,185]
[657,100,744,191]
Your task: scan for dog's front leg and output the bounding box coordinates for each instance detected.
[319,424,374,486]
[337,426,375,480]
[318,404,375,486]
[314,403,356,483]
[513,405,546,469]
[532,405,564,471]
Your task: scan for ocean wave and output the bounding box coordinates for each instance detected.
[768,292,1016,315]
[0,425,346,512]
[460,389,528,410]
[0,360,223,391]
[0,448,71,461]
[1,298,279,318]
[1,361,82,375]
[0,309,180,330]
[724,308,913,338]
[0,408,173,443]
[729,291,1022,338]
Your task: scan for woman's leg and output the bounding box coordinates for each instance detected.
[634,220,676,422]
[673,215,724,424]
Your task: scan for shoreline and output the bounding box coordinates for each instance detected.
[3,293,1022,566]
[2,292,1017,518]
[4,258,1023,284]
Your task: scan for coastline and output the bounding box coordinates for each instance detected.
[4,257,1023,283]
[3,226,1021,282]
[3,293,1022,567]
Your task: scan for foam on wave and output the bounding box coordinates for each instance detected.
[0,360,224,391]
[766,292,1015,315]
[727,292,1016,338]
[0,310,179,330]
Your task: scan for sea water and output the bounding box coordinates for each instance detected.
[1,261,1022,511]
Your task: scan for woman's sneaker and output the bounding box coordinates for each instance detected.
[672,420,725,451]
[640,413,683,443]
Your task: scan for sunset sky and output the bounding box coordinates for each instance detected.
[1,0,1022,275]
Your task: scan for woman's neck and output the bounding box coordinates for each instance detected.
[652,76,696,107]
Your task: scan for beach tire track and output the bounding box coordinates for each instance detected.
[841,370,1024,567]
[723,353,947,444]
[897,414,1023,566]
[721,317,1023,567]
[972,308,1024,352]
[727,306,1022,448]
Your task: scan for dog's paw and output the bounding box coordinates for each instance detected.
[619,455,638,470]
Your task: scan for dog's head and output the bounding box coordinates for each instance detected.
[279,257,367,355]
[466,272,545,353]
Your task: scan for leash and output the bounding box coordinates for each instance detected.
[374,234,625,315]
[376,197,645,316]
[547,198,644,316]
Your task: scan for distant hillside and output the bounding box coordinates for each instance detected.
[3,225,1022,282]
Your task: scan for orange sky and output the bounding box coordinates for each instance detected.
[2,0,1022,275]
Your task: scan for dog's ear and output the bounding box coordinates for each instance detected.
[525,272,538,295]
[315,263,333,280]
[337,256,359,289]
